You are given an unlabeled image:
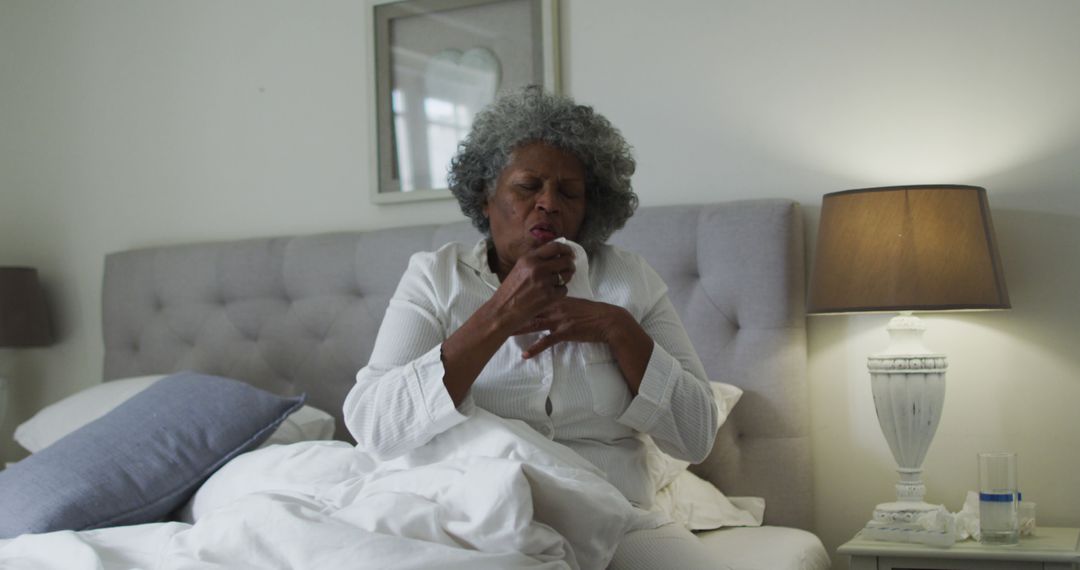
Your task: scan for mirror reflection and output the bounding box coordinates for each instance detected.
[391,47,501,192]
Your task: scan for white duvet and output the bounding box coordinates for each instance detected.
[0,409,664,569]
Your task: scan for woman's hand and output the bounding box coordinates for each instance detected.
[439,240,575,405]
[516,298,654,395]
[515,298,620,357]
[487,240,577,330]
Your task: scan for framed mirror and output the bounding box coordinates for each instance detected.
[368,0,560,204]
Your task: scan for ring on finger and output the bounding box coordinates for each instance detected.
[554,272,566,287]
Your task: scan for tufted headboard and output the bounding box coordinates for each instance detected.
[102,199,811,529]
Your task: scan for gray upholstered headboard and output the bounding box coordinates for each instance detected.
[102,199,811,529]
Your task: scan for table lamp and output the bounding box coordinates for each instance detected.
[807,185,1010,544]
[0,267,55,429]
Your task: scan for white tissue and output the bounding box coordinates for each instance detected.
[553,238,593,300]
[955,491,982,541]
[1019,502,1037,536]
[915,507,957,535]
[551,237,612,363]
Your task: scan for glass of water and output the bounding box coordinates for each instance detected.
[978,452,1019,545]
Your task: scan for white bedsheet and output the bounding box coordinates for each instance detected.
[697,526,831,570]
[0,409,665,570]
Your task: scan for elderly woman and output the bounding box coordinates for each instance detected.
[344,86,718,568]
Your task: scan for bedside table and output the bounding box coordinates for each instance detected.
[839,527,1080,570]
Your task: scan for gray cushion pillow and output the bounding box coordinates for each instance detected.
[0,371,304,538]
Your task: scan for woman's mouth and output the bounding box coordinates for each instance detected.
[530,225,558,242]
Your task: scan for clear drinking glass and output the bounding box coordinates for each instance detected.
[978,452,1019,545]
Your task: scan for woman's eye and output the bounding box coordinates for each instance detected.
[516,181,540,191]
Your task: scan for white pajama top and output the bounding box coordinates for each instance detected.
[343,239,717,508]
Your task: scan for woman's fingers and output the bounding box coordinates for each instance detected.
[491,242,577,332]
[529,244,575,282]
[522,332,560,359]
[511,315,556,336]
[518,299,618,358]
[504,247,574,298]
[527,242,576,285]
[534,240,574,260]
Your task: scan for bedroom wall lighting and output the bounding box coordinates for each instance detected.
[0,267,55,430]
[807,185,1010,545]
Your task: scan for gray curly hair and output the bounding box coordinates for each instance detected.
[448,85,638,252]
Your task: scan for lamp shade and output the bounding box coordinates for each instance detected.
[0,267,55,347]
[807,185,1010,314]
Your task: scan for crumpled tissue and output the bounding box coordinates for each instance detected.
[909,506,957,535]
[955,491,982,541]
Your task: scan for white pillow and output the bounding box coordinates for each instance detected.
[14,374,336,453]
[643,381,755,531]
[644,381,743,493]
[652,469,763,531]
[260,404,336,446]
[14,375,167,452]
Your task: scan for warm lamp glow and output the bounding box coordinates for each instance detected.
[808,185,1010,314]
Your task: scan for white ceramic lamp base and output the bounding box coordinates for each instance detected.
[860,312,954,546]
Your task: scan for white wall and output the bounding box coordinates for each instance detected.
[2,1,1078,567]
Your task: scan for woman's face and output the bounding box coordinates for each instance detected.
[484,142,587,276]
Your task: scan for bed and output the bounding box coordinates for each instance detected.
[0,198,829,569]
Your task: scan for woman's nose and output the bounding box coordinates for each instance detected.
[535,186,559,212]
